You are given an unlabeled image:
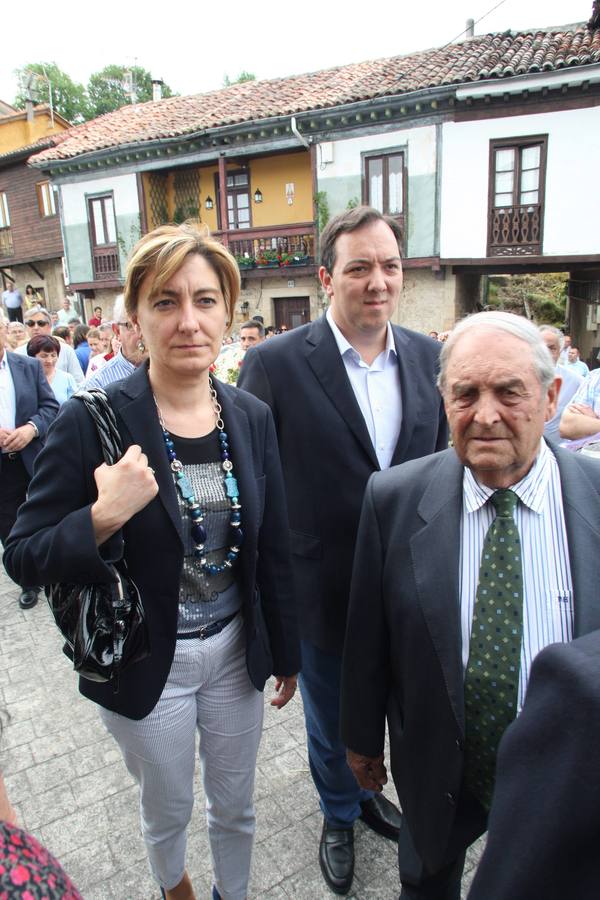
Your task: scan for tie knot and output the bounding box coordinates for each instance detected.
[491,489,518,518]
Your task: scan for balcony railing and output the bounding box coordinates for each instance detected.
[92,244,120,280]
[489,204,542,256]
[216,223,317,271]
[0,228,14,259]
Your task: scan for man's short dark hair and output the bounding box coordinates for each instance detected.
[94,306,102,314]
[320,206,403,274]
[240,319,265,338]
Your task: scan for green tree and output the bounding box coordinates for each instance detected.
[13,62,89,123]
[223,71,256,87]
[87,65,174,118]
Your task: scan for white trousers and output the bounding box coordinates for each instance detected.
[100,614,264,899]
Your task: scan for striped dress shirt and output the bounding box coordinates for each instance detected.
[85,351,136,389]
[460,440,573,709]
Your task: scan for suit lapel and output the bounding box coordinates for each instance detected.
[305,317,379,469]
[410,451,466,733]
[555,448,600,636]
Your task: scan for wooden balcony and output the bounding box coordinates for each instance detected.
[217,222,317,275]
[0,228,14,259]
[92,244,120,281]
[488,204,542,257]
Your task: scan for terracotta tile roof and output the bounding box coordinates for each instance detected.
[33,24,600,163]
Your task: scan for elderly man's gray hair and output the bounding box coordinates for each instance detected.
[438,311,555,391]
[538,324,565,351]
[111,294,126,324]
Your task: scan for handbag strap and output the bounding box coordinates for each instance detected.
[74,388,123,466]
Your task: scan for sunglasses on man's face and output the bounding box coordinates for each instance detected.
[26,319,50,328]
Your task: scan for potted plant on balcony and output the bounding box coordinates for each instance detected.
[288,253,310,267]
[256,249,280,269]
[235,253,255,270]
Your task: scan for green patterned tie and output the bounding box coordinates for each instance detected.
[464,489,523,810]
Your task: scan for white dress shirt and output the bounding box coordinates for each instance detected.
[326,308,402,470]
[0,353,16,441]
[460,440,573,709]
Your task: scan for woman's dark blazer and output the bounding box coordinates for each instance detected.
[4,364,300,720]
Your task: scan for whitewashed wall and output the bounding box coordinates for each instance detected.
[440,106,600,259]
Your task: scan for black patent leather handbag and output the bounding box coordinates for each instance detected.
[45,389,150,689]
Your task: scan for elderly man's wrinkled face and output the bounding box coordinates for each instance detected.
[443,329,559,489]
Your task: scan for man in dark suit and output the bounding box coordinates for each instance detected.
[0,315,58,608]
[468,629,600,900]
[239,207,447,894]
[341,311,600,899]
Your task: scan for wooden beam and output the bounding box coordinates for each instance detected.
[218,156,228,247]
[28,262,45,280]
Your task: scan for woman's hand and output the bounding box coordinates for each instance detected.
[270,674,298,709]
[91,445,158,545]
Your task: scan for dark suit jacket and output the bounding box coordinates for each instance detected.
[1,351,58,475]
[340,445,600,872]
[4,364,300,719]
[238,315,447,653]
[468,629,600,900]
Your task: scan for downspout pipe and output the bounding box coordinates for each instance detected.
[290,116,310,149]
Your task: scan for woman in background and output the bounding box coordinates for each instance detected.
[27,335,77,405]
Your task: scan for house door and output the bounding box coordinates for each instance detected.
[274,297,310,330]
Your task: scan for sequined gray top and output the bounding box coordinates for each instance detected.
[170,431,243,633]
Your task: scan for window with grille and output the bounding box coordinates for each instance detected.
[488,136,547,256]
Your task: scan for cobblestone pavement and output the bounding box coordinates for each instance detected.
[0,559,483,899]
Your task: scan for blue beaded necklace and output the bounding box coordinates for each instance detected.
[154,379,243,576]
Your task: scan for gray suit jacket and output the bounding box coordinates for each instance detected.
[340,444,600,871]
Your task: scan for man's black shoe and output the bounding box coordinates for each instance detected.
[319,821,354,895]
[18,589,38,610]
[360,794,402,841]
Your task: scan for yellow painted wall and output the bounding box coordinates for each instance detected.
[0,109,69,155]
[199,166,219,233]
[250,152,312,226]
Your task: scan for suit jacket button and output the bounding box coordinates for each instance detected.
[445,792,456,806]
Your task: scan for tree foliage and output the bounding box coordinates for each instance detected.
[87,65,173,118]
[13,62,90,123]
[223,71,256,87]
[13,62,175,123]
[486,273,568,327]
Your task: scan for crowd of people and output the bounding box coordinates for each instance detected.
[1,206,600,899]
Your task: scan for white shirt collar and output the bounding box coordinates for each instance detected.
[326,307,396,364]
[463,439,552,516]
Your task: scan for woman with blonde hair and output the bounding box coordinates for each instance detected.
[5,223,300,900]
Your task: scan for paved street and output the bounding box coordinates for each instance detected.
[0,558,483,899]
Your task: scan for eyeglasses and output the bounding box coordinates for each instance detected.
[116,321,134,331]
[26,320,50,328]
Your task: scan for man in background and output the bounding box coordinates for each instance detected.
[2,282,24,323]
[86,295,147,388]
[16,310,83,385]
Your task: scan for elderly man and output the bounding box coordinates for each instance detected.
[239,206,447,894]
[341,311,600,900]
[86,295,147,388]
[56,296,80,326]
[0,314,58,608]
[538,324,582,444]
[16,309,84,384]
